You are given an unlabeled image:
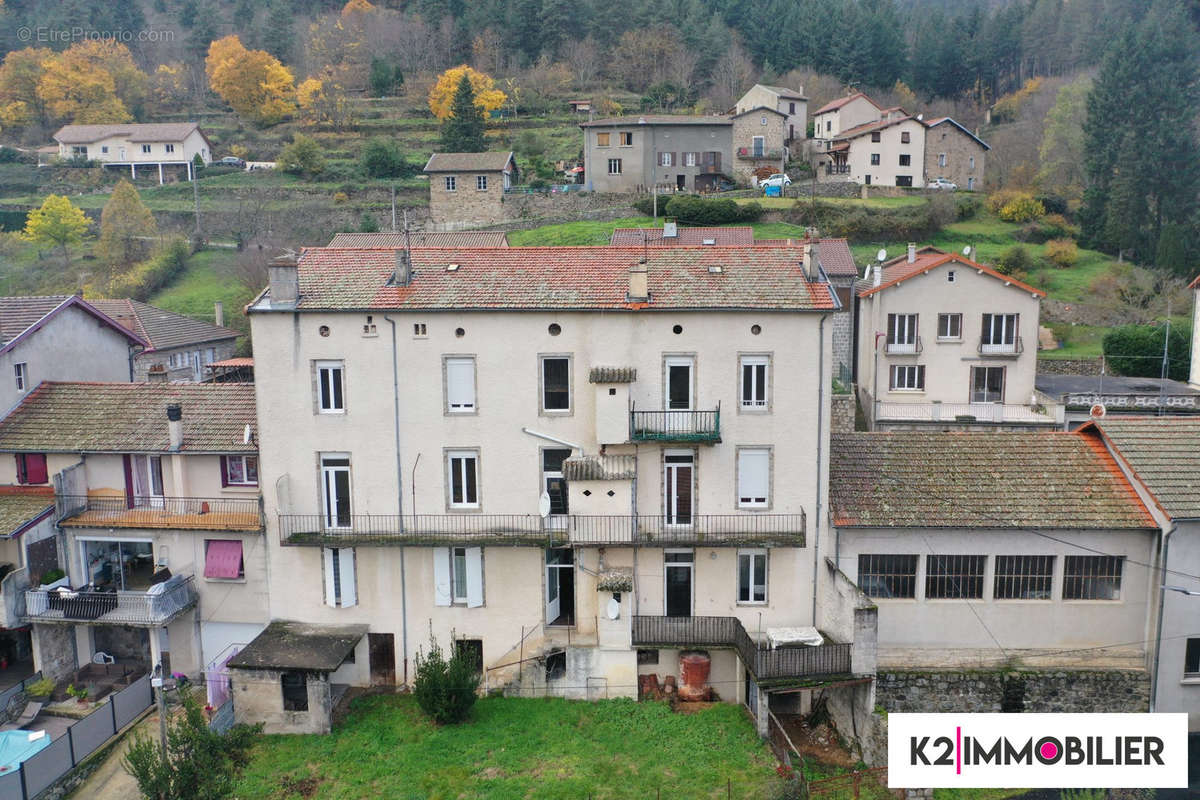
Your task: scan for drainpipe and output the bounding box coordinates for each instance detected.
[384,316,409,685]
[811,314,827,626]
[1149,521,1176,713]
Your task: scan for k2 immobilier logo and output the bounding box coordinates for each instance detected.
[888,713,1188,788]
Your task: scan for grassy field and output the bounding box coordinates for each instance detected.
[233,695,780,800]
[148,248,256,337]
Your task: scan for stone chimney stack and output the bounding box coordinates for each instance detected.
[872,265,882,287]
[268,252,299,307]
[394,248,412,286]
[803,240,821,281]
[628,260,649,303]
[214,301,224,328]
[167,404,183,451]
[907,242,916,264]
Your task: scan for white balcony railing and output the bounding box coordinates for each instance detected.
[24,575,196,626]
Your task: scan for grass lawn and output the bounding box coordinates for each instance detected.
[149,248,256,337]
[507,217,656,246]
[234,695,780,800]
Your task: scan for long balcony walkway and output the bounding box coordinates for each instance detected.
[58,495,262,532]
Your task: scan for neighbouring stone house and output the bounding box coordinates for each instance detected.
[89,299,240,382]
[922,117,988,191]
[735,84,808,146]
[729,107,788,185]
[423,151,517,230]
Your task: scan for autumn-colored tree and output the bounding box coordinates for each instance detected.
[22,194,91,267]
[205,36,296,126]
[38,40,148,124]
[152,63,192,110]
[296,69,357,128]
[98,180,157,277]
[428,65,506,121]
[439,72,486,152]
[0,48,52,128]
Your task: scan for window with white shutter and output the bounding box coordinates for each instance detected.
[434,546,483,607]
[322,547,356,608]
[737,448,770,508]
[445,357,476,412]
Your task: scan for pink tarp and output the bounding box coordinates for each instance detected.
[204,540,243,579]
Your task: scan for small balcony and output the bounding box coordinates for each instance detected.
[631,615,852,682]
[978,337,1023,357]
[736,147,783,160]
[630,406,721,443]
[278,512,804,547]
[57,495,262,532]
[885,337,922,355]
[23,575,197,627]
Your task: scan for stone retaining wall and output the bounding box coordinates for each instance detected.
[877,669,1149,714]
[1037,357,1105,376]
[831,393,855,433]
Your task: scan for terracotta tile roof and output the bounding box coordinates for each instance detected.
[423,152,514,172]
[1189,274,1200,289]
[88,299,239,352]
[209,357,254,368]
[579,115,731,127]
[814,239,857,277]
[759,85,807,100]
[609,227,755,246]
[0,295,146,351]
[814,93,881,115]
[833,115,919,142]
[53,122,206,144]
[0,382,257,454]
[327,231,508,248]
[830,431,1155,529]
[589,367,637,383]
[1086,418,1200,520]
[858,253,1045,298]
[0,489,53,538]
[260,246,836,312]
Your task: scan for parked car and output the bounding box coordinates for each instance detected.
[217,156,246,169]
[928,177,957,190]
[760,173,792,191]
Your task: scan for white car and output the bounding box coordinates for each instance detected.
[928,177,957,190]
[760,173,792,190]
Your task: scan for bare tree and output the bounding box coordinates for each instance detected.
[709,36,756,109]
[232,237,289,292]
[567,36,602,89]
[666,46,700,90]
[471,28,508,76]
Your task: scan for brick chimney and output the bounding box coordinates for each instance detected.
[167,404,183,451]
[268,252,299,307]
[394,248,412,286]
[628,260,649,303]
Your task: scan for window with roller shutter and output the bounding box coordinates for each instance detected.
[737,448,770,508]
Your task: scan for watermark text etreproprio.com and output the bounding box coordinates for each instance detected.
[17,26,175,44]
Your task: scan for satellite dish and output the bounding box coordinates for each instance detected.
[243,424,252,445]
[1090,403,1107,419]
[876,249,887,262]
[538,492,552,518]
[962,245,972,257]
[606,597,620,620]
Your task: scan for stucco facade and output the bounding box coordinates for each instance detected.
[811,94,881,154]
[55,128,210,166]
[923,119,988,191]
[841,118,927,188]
[581,118,734,192]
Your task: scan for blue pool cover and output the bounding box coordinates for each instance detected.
[0,729,50,772]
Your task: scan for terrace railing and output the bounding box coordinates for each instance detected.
[56,495,263,532]
[631,615,852,681]
[279,512,804,547]
[630,406,721,443]
[24,576,197,626]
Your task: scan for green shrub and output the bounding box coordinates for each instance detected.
[1103,323,1191,381]
[998,193,1045,223]
[631,196,763,224]
[37,568,65,586]
[413,634,480,724]
[955,194,982,219]
[1034,194,1069,216]
[995,244,1033,275]
[785,201,943,241]
[107,238,190,301]
[278,134,326,178]
[0,147,26,164]
[25,678,55,698]
[359,137,412,179]
[1044,237,1078,268]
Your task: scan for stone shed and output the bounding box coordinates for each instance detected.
[423,151,517,230]
[227,621,367,734]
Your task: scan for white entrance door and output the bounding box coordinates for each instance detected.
[321,455,352,529]
[546,548,573,625]
[663,451,694,526]
[664,356,694,435]
[542,449,570,531]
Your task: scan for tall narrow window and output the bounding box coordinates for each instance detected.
[541,357,570,412]
[476,175,488,191]
[445,357,476,413]
[543,449,570,516]
[1185,639,1200,678]
[323,547,356,607]
[663,452,694,526]
[447,450,479,509]
[321,455,351,529]
[434,546,484,607]
[737,550,767,603]
[886,314,918,353]
[316,361,344,413]
[739,355,768,409]
[665,357,694,410]
[14,363,26,392]
[737,449,769,508]
[452,546,468,602]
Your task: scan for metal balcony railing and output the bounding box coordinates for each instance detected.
[279,512,804,547]
[24,576,197,626]
[630,405,720,442]
[885,337,922,355]
[978,336,1023,356]
[57,495,263,531]
[736,147,783,160]
[631,615,852,681]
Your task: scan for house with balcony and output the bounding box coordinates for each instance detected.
[51,123,212,183]
[0,295,147,418]
[856,245,1058,430]
[811,93,883,170]
[735,84,807,146]
[237,243,875,734]
[830,430,1160,711]
[0,382,266,690]
[88,299,240,382]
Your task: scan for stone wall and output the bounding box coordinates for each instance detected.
[876,669,1150,714]
[831,392,856,433]
[429,173,507,229]
[923,123,986,190]
[1037,357,1105,376]
[31,623,76,682]
[732,112,786,185]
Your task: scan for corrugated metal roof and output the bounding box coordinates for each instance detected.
[563,455,636,481]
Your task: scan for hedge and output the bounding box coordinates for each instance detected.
[1102,323,1191,382]
[106,238,191,301]
[631,195,763,224]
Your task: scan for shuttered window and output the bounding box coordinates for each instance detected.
[434,546,484,607]
[323,547,357,608]
[737,449,770,508]
[445,357,476,412]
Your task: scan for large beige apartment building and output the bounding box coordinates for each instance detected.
[856,246,1057,429]
[237,243,875,733]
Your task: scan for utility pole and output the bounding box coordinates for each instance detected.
[153,661,168,760]
[1159,300,1171,415]
[192,174,202,240]
[391,185,397,232]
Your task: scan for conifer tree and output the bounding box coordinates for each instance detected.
[439,73,486,153]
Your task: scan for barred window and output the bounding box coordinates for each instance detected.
[858,554,917,599]
[1063,555,1123,600]
[993,555,1054,600]
[925,555,986,599]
